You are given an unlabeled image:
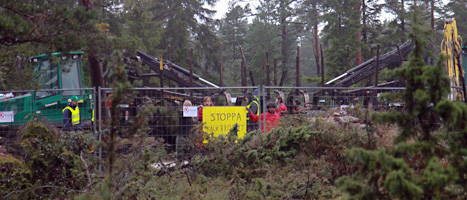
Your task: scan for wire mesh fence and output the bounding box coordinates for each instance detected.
[263,86,406,110]
[95,86,410,159]
[0,85,409,163]
[260,86,407,133]
[0,86,409,159]
[97,86,261,158]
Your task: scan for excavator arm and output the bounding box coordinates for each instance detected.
[441,18,466,101]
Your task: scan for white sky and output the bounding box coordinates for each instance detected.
[210,0,260,20]
[209,0,451,21]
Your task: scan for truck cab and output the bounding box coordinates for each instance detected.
[0,52,93,135]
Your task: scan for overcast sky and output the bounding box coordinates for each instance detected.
[210,0,260,20]
[208,0,451,21]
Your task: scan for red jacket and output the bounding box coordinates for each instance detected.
[198,104,215,122]
[198,107,203,122]
[276,103,287,115]
[248,111,281,133]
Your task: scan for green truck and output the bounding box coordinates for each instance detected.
[0,52,94,136]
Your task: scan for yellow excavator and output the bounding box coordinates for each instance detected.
[441,18,466,101]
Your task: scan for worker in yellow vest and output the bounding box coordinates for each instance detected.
[63,95,81,131]
[245,92,259,132]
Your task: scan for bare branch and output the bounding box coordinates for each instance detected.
[80,151,93,188]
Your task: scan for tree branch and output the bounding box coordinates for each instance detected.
[0,5,34,20]
[80,151,93,188]
[0,31,63,46]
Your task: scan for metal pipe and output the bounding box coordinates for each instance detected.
[326,73,349,85]
[262,86,406,90]
[102,86,405,91]
[122,86,256,91]
[199,78,220,88]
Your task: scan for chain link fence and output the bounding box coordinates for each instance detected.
[95,86,409,159]
[260,86,407,133]
[97,86,261,158]
[0,86,409,164]
[0,86,409,161]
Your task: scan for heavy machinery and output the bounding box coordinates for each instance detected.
[0,52,94,136]
[441,18,466,101]
[316,40,414,108]
[0,50,231,139]
[130,50,232,106]
[326,40,413,87]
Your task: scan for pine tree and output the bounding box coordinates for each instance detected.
[337,4,464,199]
[321,0,362,78]
[218,1,251,86]
[219,1,251,61]
[445,0,467,45]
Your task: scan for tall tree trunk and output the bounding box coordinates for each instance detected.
[430,0,434,30]
[233,20,237,60]
[338,15,342,33]
[313,1,320,75]
[88,53,104,89]
[281,17,288,84]
[401,0,405,32]
[220,43,223,87]
[355,3,362,66]
[362,0,367,43]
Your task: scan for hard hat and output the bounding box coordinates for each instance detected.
[71,96,79,102]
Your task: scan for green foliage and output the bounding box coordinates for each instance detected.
[185,118,377,199]
[0,43,37,90]
[338,6,467,200]
[153,105,180,137]
[337,148,423,199]
[0,121,93,199]
[445,0,467,44]
[0,0,96,48]
[321,0,362,78]
[0,154,32,199]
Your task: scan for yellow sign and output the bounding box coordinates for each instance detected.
[203,106,247,142]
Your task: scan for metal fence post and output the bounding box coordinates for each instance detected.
[98,87,102,174]
[93,87,97,136]
[262,86,267,134]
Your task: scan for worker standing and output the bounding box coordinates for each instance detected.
[245,92,259,132]
[63,96,81,131]
[275,96,287,115]
[252,89,260,103]
[247,102,281,133]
